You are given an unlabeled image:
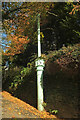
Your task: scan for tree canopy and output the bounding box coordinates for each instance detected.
[2,2,80,65]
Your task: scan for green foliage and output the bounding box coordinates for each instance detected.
[10,62,34,90]
[21,62,33,77]
[42,102,58,114]
[48,109,58,114]
[9,74,22,90]
[42,102,47,107]
[42,2,80,50]
[2,60,35,92]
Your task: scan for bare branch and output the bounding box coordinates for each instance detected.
[47,11,58,17]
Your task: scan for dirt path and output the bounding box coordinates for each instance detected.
[1,91,57,119]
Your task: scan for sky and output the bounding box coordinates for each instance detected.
[2,33,11,52]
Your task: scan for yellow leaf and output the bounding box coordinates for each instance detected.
[18,112,21,115]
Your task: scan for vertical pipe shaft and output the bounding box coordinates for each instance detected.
[37,70,44,111]
[38,14,41,57]
[37,14,44,111]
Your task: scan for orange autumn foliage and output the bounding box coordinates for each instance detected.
[69,3,80,15]
[4,35,30,56]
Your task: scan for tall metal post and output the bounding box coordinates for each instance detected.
[38,14,41,57]
[35,14,45,111]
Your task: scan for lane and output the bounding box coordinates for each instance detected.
[2,91,56,119]
[2,96,38,118]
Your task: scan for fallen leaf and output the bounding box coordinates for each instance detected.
[18,112,21,115]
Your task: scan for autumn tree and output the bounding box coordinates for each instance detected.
[2,2,53,54]
[2,2,80,66]
[2,2,55,65]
